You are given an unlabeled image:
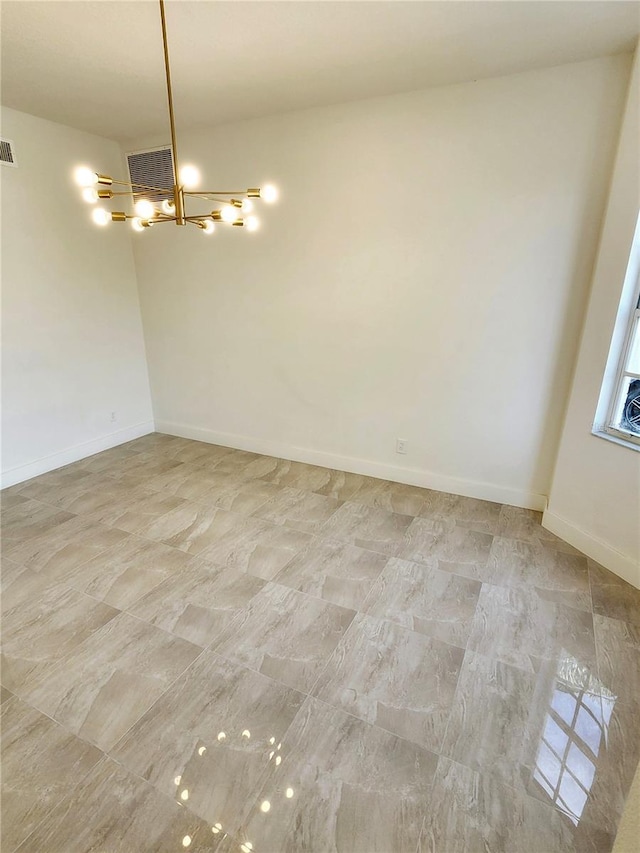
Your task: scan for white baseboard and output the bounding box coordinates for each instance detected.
[154,419,547,511]
[543,509,640,589]
[0,421,155,489]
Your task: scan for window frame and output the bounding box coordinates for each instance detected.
[604,280,640,447]
[593,213,640,452]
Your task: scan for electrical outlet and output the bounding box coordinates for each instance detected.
[396,438,408,455]
[110,411,117,423]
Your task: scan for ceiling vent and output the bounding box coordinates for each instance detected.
[0,138,17,167]
[126,145,173,200]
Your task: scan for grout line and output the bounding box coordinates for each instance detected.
[435,641,472,758]
[586,563,610,748]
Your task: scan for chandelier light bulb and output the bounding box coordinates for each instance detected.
[241,199,254,214]
[91,208,110,226]
[134,198,155,219]
[162,199,176,215]
[221,205,238,223]
[75,166,98,187]
[82,187,99,204]
[179,164,200,189]
[202,220,215,234]
[245,215,259,232]
[131,217,145,232]
[261,184,278,203]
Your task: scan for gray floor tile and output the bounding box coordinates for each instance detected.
[274,537,389,610]
[211,583,355,693]
[21,612,201,750]
[594,615,640,712]
[321,501,414,556]
[60,534,195,610]
[1,695,103,852]
[197,514,313,580]
[15,757,223,853]
[129,559,266,646]
[362,557,481,648]
[487,535,592,611]
[251,486,343,534]
[314,613,464,751]
[2,569,119,695]
[589,559,640,627]
[419,757,614,853]
[239,696,438,853]
[112,652,305,835]
[3,513,128,579]
[467,583,597,681]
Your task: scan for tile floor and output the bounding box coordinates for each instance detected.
[1,433,639,852]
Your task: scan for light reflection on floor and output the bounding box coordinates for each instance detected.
[532,653,616,825]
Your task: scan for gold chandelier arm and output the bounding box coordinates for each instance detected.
[109,189,170,197]
[184,195,239,205]
[110,178,174,193]
[184,190,249,197]
[110,214,177,223]
[182,192,224,201]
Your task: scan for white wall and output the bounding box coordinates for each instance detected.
[130,55,631,511]
[1,107,154,487]
[545,49,640,588]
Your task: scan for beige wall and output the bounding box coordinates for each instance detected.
[1,107,154,486]
[545,48,640,587]
[129,55,630,510]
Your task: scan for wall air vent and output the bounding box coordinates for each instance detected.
[0,138,17,167]
[126,145,173,200]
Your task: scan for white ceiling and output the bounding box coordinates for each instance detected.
[1,1,638,143]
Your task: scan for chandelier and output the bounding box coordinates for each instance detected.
[74,0,277,235]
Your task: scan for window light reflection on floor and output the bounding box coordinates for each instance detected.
[532,653,616,825]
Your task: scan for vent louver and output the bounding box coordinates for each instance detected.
[1,138,17,167]
[126,146,173,200]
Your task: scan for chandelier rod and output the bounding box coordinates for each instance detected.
[159,0,181,192]
[110,180,172,192]
[184,191,250,198]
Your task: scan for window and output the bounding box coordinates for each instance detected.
[605,285,640,446]
[594,214,640,451]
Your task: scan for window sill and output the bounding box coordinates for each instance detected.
[592,427,640,452]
